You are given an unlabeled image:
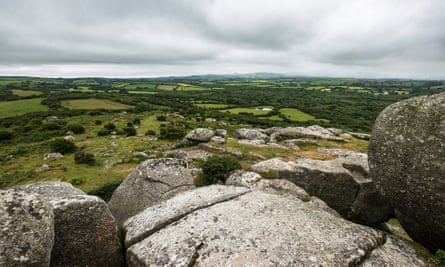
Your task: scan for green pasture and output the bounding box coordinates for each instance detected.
[223,106,273,115]
[195,103,228,109]
[11,89,43,97]
[279,108,316,121]
[0,98,48,119]
[61,99,133,110]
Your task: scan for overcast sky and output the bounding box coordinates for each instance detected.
[0,0,444,79]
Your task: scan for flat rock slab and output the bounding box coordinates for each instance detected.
[124,185,250,248]
[0,189,54,267]
[126,191,411,267]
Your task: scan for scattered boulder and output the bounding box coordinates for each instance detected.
[210,136,225,144]
[125,186,423,266]
[250,158,297,175]
[43,153,63,161]
[108,158,195,225]
[215,129,227,137]
[369,92,445,251]
[234,128,267,140]
[63,135,75,141]
[0,189,54,267]
[16,182,124,267]
[133,151,149,158]
[185,128,215,142]
[225,170,262,187]
[34,164,50,173]
[273,126,346,142]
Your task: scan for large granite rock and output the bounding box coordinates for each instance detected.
[234,128,267,140]
[17,182,124,267]
[369,92,445,251]
[0,189,54,267]
[124,186,423,266]
[108,158,195,225]
[272,125,346,142]
[279,150,393,226]
[184,128,215,142]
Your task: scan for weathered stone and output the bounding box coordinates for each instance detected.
[234,128,267,140]
[250,158,297,175]
[225,170,262,187]
[369,92,445,251]
[123,185,250,248]
[108,158,195,225]
[126,189,422,266]
[210,136,225,144]
[63,135,75,141]
[0,189,54,267]
[215,129,227,137]
[279,152,393,226]
[361,235,425,267]
[275,126,346,142]
[43,152,64,161]
[185,128,215,142]
[17,182,124,267]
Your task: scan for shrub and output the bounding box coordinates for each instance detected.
[145,130,156,136]
[87,181,122,201]
[104,123,116,130]
[0,130,13,141]
[159,125,186,140]
[436,249,445,267]
[95,120,102,125]
[123,126,137,136]
[197,155,241,185]
[97,128,109,136]
[41,121,63,130]
[66,123,85,134]
[50,138,77,154]
[156,115,167,121]
[74,151,96,165]
[133,118,141,125]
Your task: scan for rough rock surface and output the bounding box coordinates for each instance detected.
[215,129,227,137]
[108,158,195,225]
[185,128,215,142]
[43,152,64,160]
[0,189,54,267]
[17,182,124,267]
[225,170,262,187]
[272,125,346,142]
[279,151,392,226]
[125,187,423,267]
[250,158,297,174]
[234,128,267,140]
[369,92,445,251]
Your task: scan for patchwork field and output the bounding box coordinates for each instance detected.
[195,103,229,109]
[11,89,43,97]
[61,99,133,110]
[223,106,274,115]
[279,108,317,121]
[0,98,49,118]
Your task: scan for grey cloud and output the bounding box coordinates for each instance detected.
[0,0,445,78]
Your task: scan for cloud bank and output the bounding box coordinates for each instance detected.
[1,0,444,78]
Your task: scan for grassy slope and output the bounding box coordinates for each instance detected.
[61,99,133,110]
[0,98,49,118]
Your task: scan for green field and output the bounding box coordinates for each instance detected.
[128,91,158,95]
[195,103,228,109]
[0,98,49,118]
[279,108,316,121]
[123,83,158,90]
[223,106,273,115]
[11,89,43,97]
[61,99,133,110]
[157,85,177,90]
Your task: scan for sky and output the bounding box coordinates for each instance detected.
[0,0,444,79]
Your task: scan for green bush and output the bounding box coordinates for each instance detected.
[95,120,102,125]
[97,128,109,136]
[197,155,241,185]
[74,151,96,165]
[104,123,116,130]
[159,125,186,140]
[66,123,85,134]
[436,249,445,267]
[123,126,137,136]
[87,181,122,201]
[156,115,167,121]
[145,130,156,136]
[50,138,77,154]
[0,130,13,141]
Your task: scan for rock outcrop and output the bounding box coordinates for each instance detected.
[0,189,54,267]
[277,150,392,226]
[108,158,195,225]
[234,128,267,140]
[124,186,424,267]
[17,182,124,267]
[185,128,215,142]
[369,92,445,251]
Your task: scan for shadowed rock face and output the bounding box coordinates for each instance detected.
[16,182,124,267]
[185,128,215,142]
[369,92,445,252]
[124,186,424,267]
[108,158,195,226]
[0,189,54,267]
